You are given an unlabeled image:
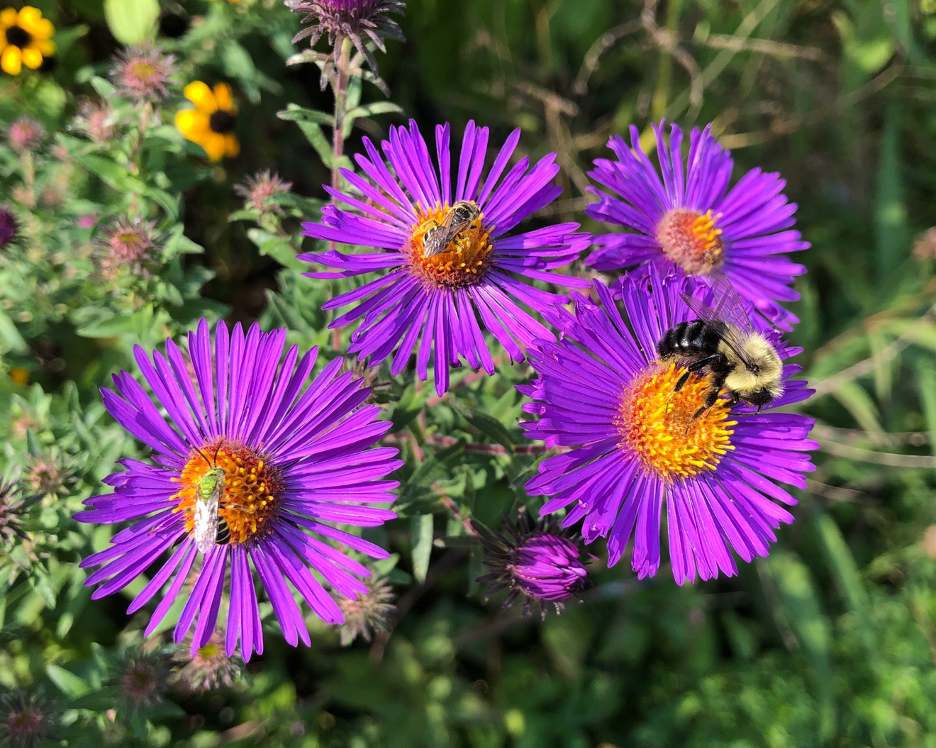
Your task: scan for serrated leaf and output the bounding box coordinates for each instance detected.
[411,514,434,584]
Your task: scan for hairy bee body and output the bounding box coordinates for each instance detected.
[657,288,784,418]
[422,200,482,258]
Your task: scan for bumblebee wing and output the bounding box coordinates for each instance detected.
[679,283,759,367]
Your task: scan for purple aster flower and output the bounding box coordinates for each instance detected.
[301,119,592,396]
[475,511,590,617]
[76,319,401,660]
[519,269,817,584]
[0,209,17,248]
[586,121,808,329]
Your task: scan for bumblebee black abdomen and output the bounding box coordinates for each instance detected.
[657,320,723,359]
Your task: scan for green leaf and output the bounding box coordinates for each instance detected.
[812,511,875,655]
[0,308,27,352]
[917,360,936,458]
[104,0,159,44]
[451,402,516,450]
[832,381,882,436]
[277,106,333,126]
[47,664,91,698]
[874,104,909,280]
[411,514,434,584]
[766,552,835,740]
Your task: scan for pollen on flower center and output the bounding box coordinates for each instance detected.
[657,208,725,275]
[404,203,494,288]
[615,363,736,480]
[172,439,283,545]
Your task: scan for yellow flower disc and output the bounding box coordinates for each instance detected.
[616,363,736,481]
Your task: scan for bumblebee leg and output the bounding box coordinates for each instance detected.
[674,355,727,392]
[689,385,724,421]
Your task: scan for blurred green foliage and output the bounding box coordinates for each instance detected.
[2,0,936,746]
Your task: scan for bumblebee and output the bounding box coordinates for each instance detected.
[656,279,784,419]
[422,200,482,258]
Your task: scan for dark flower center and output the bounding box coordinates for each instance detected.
[5,26,31,49]
[159,13,190,39]
[209,110,236,134]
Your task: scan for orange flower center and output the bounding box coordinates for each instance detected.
[615,363,735,481]
[657,208,725,275]
[172,439,283,546]
[404,203,494,287]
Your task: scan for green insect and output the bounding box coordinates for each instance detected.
[192,448,231,553]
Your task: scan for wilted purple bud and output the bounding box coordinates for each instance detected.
[0,209,17,248]
[336,573,395,646]
[111,44,177,101]
[0,475,39,547]
[173,634,244,694]
[0,690,57,748]
[96,217,159,281]
[475,511,590,618]
[73,99,117,145]
[25,450,75,498]
[8,117,44,152]
[234,169,292,216]
[287,0,405,80]
[119,655,167,709]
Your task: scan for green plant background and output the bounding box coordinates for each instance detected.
[2,0,936,746]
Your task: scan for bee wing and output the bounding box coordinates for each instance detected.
[679,274,761,367]
[422,210,460,258]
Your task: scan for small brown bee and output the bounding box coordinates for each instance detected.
[422,200,482,258]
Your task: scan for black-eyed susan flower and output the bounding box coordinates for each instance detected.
[175,82,240,161]
[0,7,55,76]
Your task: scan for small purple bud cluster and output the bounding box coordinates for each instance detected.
[476,511,590,618]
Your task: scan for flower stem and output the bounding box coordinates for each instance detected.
[330,36,353,200]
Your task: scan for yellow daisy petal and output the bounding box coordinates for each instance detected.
[224,133,240,158]
[1,45,22,75]
[184,81,217,114]
[212,83,234,112]
[0,39,6,55]
[175,109,210,140]
[35,39,54,56]
[203,132,227,161]
[30,17,53,40]
[21,45,41,69]
[16,7,42,34]
[0,8,18,27]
